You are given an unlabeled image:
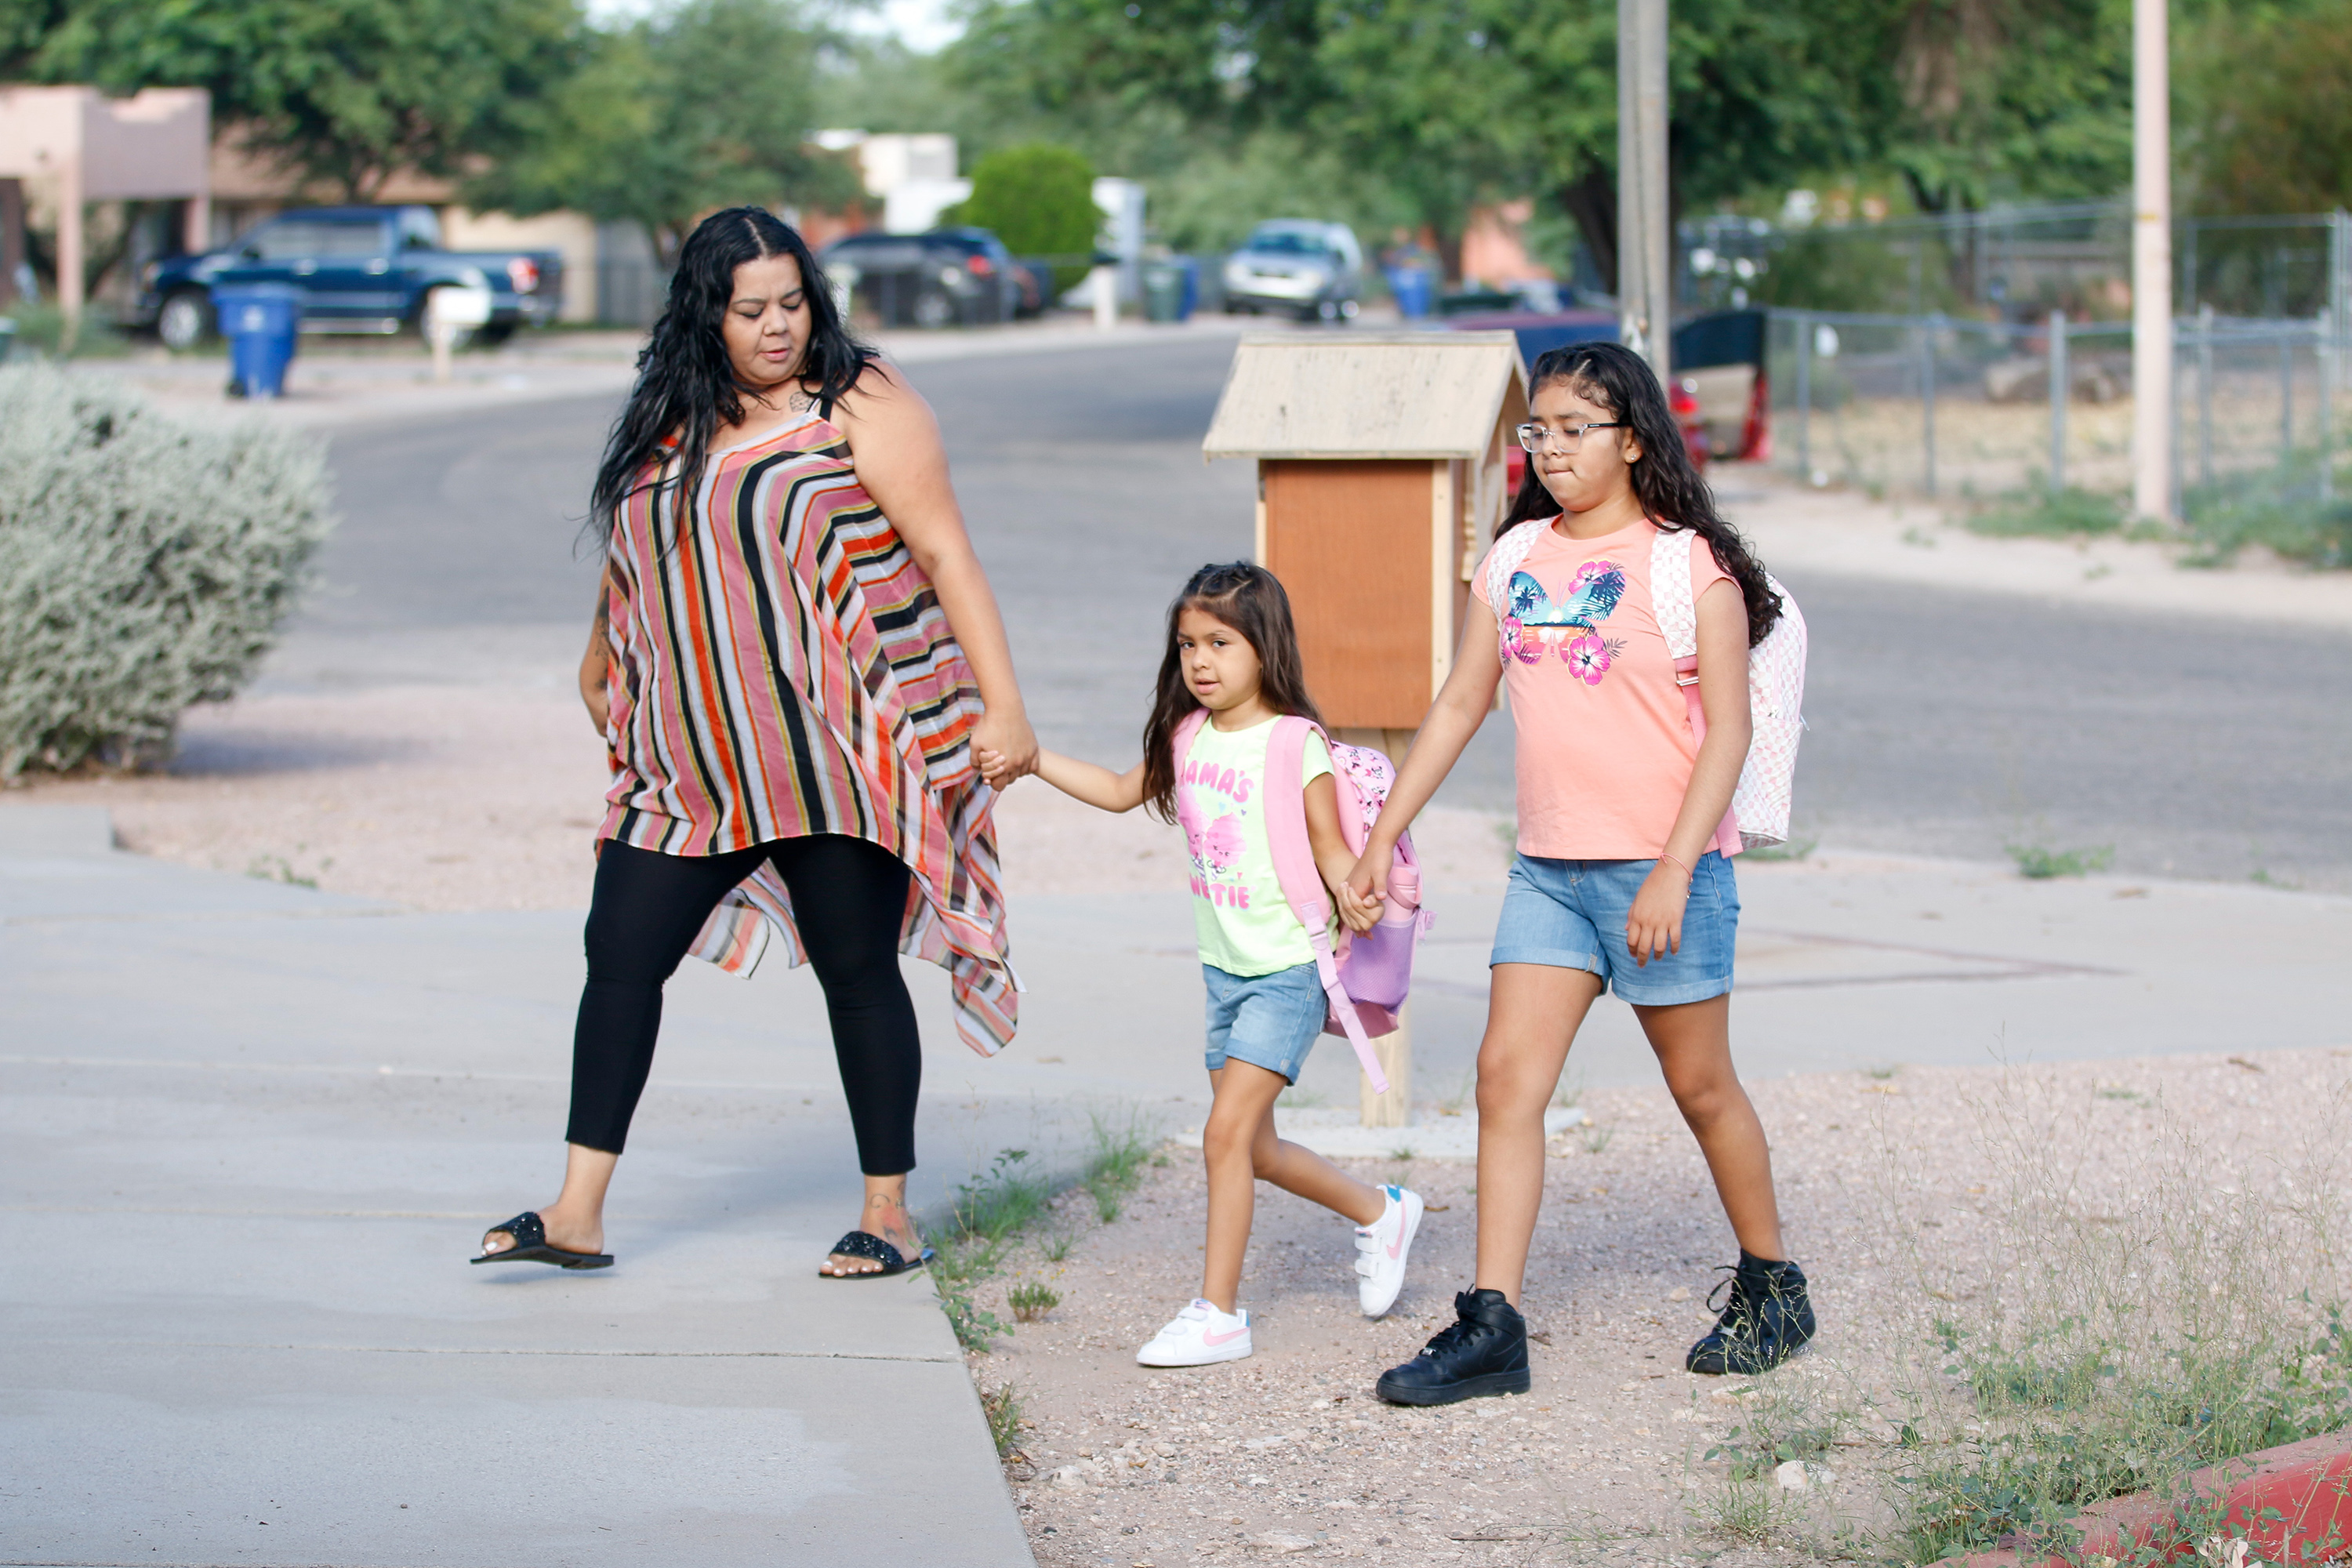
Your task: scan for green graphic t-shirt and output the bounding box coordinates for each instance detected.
[1177,717,1333,976]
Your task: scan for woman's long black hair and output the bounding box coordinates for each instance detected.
[587,207,877,543]
[1140,562,1323,823]
[1501,340,1782,647]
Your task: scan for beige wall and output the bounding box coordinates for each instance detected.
[442,208,597,323]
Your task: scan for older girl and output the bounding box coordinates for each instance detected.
[1349,342,1816,1404]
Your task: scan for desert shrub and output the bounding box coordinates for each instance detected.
[0,365,331,776]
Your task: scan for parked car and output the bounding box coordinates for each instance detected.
[820,227,1024,328]
[131,206,562,350]
[1221,221,1363,322]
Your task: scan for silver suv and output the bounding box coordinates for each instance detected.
[1222,221,1363,321]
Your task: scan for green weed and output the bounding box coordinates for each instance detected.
[2006,841,2114,879]
[1580,1124,1615,1155]
[977,1381,1025,1457]
[1965,485,2127,539]
[246,852,325,888]
[1082,1112,1154,1224]
[2180,459,2352,569]
[1008,1281,1060,1323]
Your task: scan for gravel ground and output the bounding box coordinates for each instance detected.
[969,1047,2352,1567]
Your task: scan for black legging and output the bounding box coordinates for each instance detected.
[568,833,921,1174]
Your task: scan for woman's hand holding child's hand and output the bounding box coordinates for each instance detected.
[1624,862,1690,967]
[971,710,1037,788]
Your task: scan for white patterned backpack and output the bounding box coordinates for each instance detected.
[1484,519,1806,848]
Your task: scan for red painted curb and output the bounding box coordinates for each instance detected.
[1931,1428,2352,1567]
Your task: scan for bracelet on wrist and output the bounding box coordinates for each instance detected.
[1657,850,1694,885]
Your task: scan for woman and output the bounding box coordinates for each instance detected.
[474,207,1035,1279]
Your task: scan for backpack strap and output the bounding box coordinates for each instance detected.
[1648,528,1745,857]
[1482,518,1552,634]
[1171,706,1210,766]
[1650,525,1701,662]
[1258,717,1390,1095]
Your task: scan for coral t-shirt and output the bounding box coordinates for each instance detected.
[1470,517,1742,862]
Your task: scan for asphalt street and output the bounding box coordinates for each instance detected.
[304,333,2352,891]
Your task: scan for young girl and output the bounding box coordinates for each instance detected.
[1345,342,1816,1406]
[986,562,1424,1366]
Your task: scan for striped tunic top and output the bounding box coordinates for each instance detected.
[596,409,1018,1054]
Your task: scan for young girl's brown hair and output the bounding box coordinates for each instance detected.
[1139,561,1324,822]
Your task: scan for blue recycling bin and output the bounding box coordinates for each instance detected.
[1385,266,1435,320]
[212,281,302,398]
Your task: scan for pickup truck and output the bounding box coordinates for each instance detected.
[131,205,563,350]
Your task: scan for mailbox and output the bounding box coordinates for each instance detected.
[1202,331,1530,730]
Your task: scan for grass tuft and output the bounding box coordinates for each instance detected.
[1082,1112,1153,1224]
[977,1380,1025,1458]
[1008,1281,1060,1323]
[1965,485,2127,539]
[2006,841,2114,879]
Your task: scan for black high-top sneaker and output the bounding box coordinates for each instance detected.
[1376,1288,1532,1406]
[1685,1251,1817,1375]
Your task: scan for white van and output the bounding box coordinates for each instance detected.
[1222,220,1363,321]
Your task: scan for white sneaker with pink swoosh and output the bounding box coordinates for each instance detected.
[1135,1298,1254,1367]
[1355,1185,1425,1317]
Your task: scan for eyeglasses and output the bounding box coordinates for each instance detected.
[1515,420,1623,454]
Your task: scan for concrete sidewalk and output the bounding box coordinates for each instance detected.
[6,804,2345,1566]
[0,808,1038,1568]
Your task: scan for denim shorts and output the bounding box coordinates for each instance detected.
[1490,851,1739,1005]
[1202,962,1327,1083]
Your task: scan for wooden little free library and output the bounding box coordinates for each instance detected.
[1201,332,1532,733]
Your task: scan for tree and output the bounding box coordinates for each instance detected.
[948,0,1873,285]
[470,0,861,260]
[944,144,1098,289]
[21,0,582,201]
[2182,0,2352,214]
[1876,0,2132,215]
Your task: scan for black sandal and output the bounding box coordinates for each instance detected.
[822,1230,933,1278]
[470,1211,613,1270]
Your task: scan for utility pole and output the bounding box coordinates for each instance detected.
[1617,0,1671,383]
[2131,0,2172,522]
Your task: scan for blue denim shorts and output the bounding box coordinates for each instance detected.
[1202,962,1327,1083]
[1490,851,1739,1005]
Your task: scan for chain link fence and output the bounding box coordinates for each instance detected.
[1767,307,2343,538]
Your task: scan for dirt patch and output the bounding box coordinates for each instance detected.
[964,1047,2352,1566]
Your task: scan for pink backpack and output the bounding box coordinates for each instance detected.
[1171,711,1432,1094]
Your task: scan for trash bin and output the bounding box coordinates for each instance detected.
[0,317,16,364]
[1385,266,1435,320]
[212,281,302,398]
[1142,260,1191,324]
